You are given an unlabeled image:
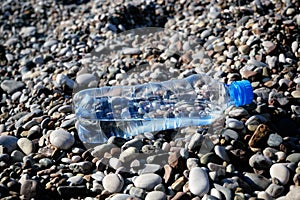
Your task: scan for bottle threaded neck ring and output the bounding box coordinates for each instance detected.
[229,80,253,106]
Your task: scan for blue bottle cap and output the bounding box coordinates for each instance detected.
[229,80,254,106]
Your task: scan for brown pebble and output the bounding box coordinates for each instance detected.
[163,164,174,185]
[248,124,270,152]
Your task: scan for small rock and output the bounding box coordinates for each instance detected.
[0,135,18,153]
[266,183,285,198]
[270,163,290,185]
[243,173,271,190]
[119,147,139,163]
[267,134,283,147]
[133,173,162,190]
[214,145,230,162]
[20,180,37,199]
[76,73,97,85]
[188,132,203,151]
[248,124,270,152]
[145,191,167,200]
[69,161,93,173]
[286,153,300,163]
[67,176,83,186]
[49,129,75,150]
[249,152,272,170]
[17,138,35,155]
[189,167,210,196]
[0,80,25,94]
[102,173,124,193]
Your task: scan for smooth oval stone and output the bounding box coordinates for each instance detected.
[0,80,25,94]
[67,176,83,186]
[17,138,35,155]
[0,135,18,153]
[221,129,239,140]
[145,191,166,200]
[189,167,210,196]
[20,180,37,199]
[270,163,290,185]
[228,107,248,117]
[102,173,124,193]
[214,145,230,162]
[243,173,271,190]
[226,118,244,129]
[286,153,300,163]
[76,73,97,85]
[133,173,162,190]
[249,152,272,170]
[49,129,75,150]
[267,134,283,147]
[188,133,203,151]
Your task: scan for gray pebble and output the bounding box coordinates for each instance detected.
[17,138,35,155]
[270,163,290,185]
[49,129,75,150]
[243,173,271,190]
[69,161,93,173]
[76,73,97,85]
[133,173,162,190]
[189,167,210,196]
[145,191,166,200]
[102,173,124,193]
[20,180,37,199]
[0,80,25,94]
[267,133,283,147]
[67,176,84,186]
[0,135,18,153]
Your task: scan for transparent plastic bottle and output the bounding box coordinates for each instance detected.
[73,74,253,144]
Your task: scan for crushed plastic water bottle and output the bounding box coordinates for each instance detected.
[73,74,253,144]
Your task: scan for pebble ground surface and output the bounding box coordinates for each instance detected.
[0,0,300,200]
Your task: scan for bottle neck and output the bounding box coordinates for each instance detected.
[228,80,253,107]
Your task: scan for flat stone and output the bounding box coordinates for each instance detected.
[286,153,300,163]
[188,132,203,151]
[248,124,270,152]
[17,138,35,155]
[262,41,276,54]
[0,80,25,94]
[67,176,84,186]
[20,26,37,37]
[92,143,117,158]
[69,161,93,173]
[249,152,272,170]
[102,173,124,193]
[226,118,244,129]
[214,145,230,162]
[243,173,271,191]
[267,134,283,147]
[221,129,239,140]
[110,194,133,200]
[49,129,75,150]
[145,191,166,200]
[266,183,285,198]
[200,152,223,165]
[129,186,145,199]
[119,147,139,163]
[122,47,142,55]
[76,73,97,85]
[133,173,162,190]
[20,180,37,199]
[228,107,249,118]
[11,150,25,162]
[189,167,210,196]
[270,163,290,185]
[0,135,18,153]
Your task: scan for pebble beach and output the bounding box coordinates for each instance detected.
[0,0,300,199]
